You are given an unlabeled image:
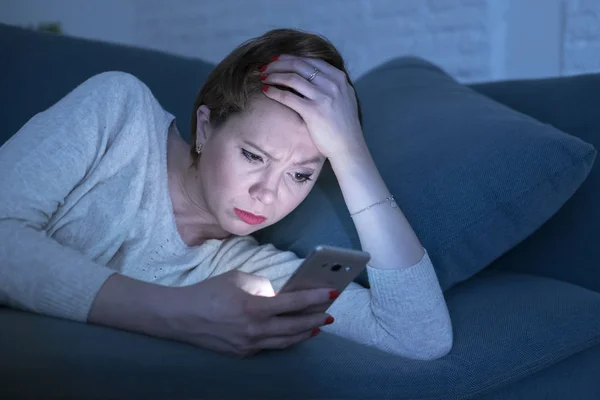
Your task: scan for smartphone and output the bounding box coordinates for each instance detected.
[277,245,370,313]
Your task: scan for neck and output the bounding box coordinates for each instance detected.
[167,126,231,245]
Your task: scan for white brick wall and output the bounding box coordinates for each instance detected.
[563,0,600,75]
[2,0,599,83]
[132,0,492,82]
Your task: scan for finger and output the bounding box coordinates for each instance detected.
[265,55,343,96]
[275,54,347,84]
[263,56,325,82]
[291,55,349,85]
[253,287,335,317]
[255,328,321,351]
[242,313,329,339]
[229,271,275,297]
[261,84,310,116]
[262,72,321,100]
[255,284,276,297]
[263,56,334,93]
[266,313,333,336]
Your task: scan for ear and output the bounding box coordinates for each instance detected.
[195,105,213,148]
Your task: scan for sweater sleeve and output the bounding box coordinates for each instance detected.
[0,71,155,322]
[323,250,453,360]
[212,236,453,360]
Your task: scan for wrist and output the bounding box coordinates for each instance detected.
[328,139,371,169]
[88,273,170,338]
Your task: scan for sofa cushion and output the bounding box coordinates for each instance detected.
[254,56,597,291]
[470,73,600,294]
[2,270,600,399]
[0,23,215,147]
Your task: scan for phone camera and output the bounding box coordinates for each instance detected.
[345,266,351,271]
[331,264,342,272]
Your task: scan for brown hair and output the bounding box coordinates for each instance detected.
[189,28,363,166]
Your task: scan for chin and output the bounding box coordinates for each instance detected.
[231,219,276,237]
[219,218,259,237]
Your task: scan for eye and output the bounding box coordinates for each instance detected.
[241,148,263,163]
[292,172,313,185]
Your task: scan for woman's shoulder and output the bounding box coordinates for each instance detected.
[72,71,159,107]
[80,71,150,94]
[66,71,174,145]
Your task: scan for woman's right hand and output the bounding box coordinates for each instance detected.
[156,271,335,357]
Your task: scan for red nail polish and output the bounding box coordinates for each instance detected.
[259,74,268,81]
[259,65,267,72]
[329,290,340,300]
[262,85,269,93]
[270,55,279,62]
[325,316,334,325]
[311,328,320,337]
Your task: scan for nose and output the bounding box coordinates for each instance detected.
[249,174,278,205]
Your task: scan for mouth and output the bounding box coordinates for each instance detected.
[234,208,267,225]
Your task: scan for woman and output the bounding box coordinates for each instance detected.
[0,29,452,359]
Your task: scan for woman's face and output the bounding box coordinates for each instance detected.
[196,95,325,236]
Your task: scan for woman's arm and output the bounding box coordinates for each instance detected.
[89,269,338,358]
[260,55,453,359]
[0,72,138,320]
[211,227,452,359]
[328,144,424,269]
[326,147,453,359]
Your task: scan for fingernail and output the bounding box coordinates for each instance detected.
[270,55,279,62]
[262,85,269,93]
[325,316,334,325]
[329,290,340,300]
[259,74,268,81]
[311,328,320,337]
[259,65,267,72]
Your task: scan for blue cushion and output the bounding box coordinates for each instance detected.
[254,56,597,291]
[470,73,600,294]
[2,270,600,399]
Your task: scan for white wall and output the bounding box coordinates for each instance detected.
[1,0,599,83]
[1,0,135,45]
[133,0,494,82]
[563,0,600,75]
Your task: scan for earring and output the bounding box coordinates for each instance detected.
[196,143,203,154]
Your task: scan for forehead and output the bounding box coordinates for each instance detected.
[231,96,315,151]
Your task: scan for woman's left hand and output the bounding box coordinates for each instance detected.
[260,54,366,160]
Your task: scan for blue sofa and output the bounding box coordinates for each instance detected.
[1,23,600,399]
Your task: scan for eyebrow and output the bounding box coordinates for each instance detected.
[242,140,323,166]
[293,155,323,166]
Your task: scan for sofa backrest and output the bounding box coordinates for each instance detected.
[0,23,215,146]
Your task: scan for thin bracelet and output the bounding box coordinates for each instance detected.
[350,195,397,217]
